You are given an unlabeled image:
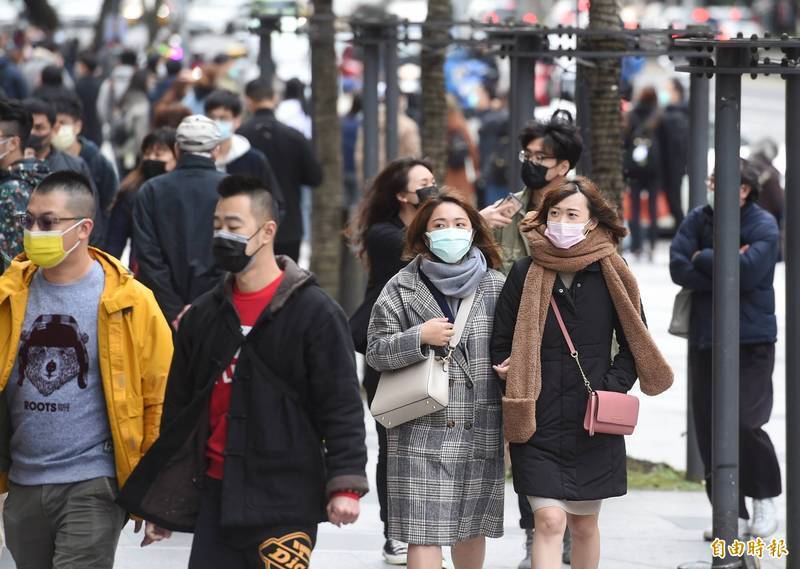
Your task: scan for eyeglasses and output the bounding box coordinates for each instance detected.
[16,213,84,231]
[518,150,556,165]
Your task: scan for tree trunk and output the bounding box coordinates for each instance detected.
[23,0,59,32]
[420,0,451,182]
[309,0,343,299]
[583,0,625,213]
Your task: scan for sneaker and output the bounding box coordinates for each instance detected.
[703,518,750,542]
[750,498,779,537]
[562,528,572,565]
[383,539,408,565]
[517,529,533,569]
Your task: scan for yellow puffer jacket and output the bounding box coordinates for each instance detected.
[0,248,173,492]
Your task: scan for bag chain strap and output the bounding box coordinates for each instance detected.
[550,297,594,396]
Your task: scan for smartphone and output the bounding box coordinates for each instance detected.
[499,193,524,217]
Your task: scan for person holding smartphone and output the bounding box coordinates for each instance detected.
[487,111,583,568]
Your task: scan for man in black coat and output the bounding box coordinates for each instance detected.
[74,51,104,147]
[670,160,782,540]
[204,89,285,219]
[118,175,368,568]
[132,115,228,325]
[238,78,323,262]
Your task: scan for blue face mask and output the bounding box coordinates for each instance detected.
[215,120,234,141]
[425,227,473,264]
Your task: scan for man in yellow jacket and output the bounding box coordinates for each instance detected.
[0,170,173,568]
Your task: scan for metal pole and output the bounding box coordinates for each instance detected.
[711,46,746,569]
[361,24,381,184]
[508,32,538,192]
[384,20,400,162]
[685,70,710,483]
[257,16,279,84]
[785,52,800,569]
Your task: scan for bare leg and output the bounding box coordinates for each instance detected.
[452,535,486,569]
[532,507,567,569]
[408,544,443,569]
[566,513,600,569]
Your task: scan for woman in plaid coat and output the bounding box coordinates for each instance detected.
[367,194,505,569]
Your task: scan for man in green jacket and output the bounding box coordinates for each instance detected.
[487,112,583,568]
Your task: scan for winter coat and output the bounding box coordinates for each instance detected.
[491,257,639,500]
[117,257,368,531]
[669,203,780,350]
[366,257,505,544]
[217,134,286,221]
[0,158,50,266]
[237,109,323,244]
[0,248,173,492]
[76,75,104,146]
[349,217,407,356]
[96,65,135,126]
[657,103,689,191]
[493,187,533,275]
[132,154,227,322]
[0,57,28,100]
[624,104,662,187]
[79,136,119,236]
[355,106,422,188]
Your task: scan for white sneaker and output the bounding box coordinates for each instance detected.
[383,539,408,565]
[750,498,779,538]
[703,518,750,542]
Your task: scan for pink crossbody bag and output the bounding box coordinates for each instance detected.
[549,297,640,437]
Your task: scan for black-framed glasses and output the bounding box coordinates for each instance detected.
[518,150,556,165]
[16,213,84,232]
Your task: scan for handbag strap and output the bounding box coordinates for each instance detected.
[450,291,475,348]
[549,297,593,395]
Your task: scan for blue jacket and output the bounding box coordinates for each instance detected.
[669,203,779,350]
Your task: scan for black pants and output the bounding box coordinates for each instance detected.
[628,180,659,253]
[364,366,389,539]
[275,240,301,263]
[189,478,318,569]
[689,344,782,520]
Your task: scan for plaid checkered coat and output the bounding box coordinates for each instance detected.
[366,256,505,545]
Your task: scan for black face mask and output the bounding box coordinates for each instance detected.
[521,160,551,190]
[414,185,440,208]
[27,134,48,153]
[212,228,264,274]
[141,159,167,180]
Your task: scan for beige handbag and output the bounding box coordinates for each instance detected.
[371,292,475,429]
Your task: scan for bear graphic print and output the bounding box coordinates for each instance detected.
[18,314,90,397]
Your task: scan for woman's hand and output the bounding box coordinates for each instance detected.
[420,317,455,347]
[493,357,510,380]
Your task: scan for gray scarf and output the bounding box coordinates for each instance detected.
[419,246,487,303]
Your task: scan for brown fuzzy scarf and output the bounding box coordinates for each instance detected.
[502,213,674,444]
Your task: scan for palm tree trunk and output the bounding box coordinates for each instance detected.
[310,0,343,299]
[583,0,626,212]
[420,0,451,182]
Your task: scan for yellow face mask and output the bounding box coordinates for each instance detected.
[23,219,84,268]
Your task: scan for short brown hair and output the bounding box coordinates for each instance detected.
[403,192,502,269]
[534,177,628,243]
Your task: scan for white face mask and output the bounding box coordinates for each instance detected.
[707,190,715,210]
[0,137,13,161]
[51,125,77,151]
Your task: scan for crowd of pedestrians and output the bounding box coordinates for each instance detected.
[0,28,787,569]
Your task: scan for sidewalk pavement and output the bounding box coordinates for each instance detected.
[0,243,789,568]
